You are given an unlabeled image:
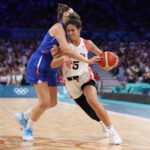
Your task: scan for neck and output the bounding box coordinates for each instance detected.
[62,17,67,24]
[70,38,81,46]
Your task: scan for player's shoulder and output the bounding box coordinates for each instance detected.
[49,23,64,32]
[82,38,91,44]
[52,22,63,29]
[48,22,64,36]
[82,38,92,47]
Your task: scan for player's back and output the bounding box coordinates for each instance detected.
[26,22,65,84]
[37,32,58,55]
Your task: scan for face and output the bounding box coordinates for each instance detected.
[66,24,81,42]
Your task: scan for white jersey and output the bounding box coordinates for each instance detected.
[63,38,90,77]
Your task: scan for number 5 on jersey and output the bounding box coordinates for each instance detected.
[72,61,79,70]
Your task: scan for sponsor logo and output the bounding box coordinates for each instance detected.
[13,88,29,95]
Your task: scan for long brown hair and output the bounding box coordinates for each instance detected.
[57,3,70,21]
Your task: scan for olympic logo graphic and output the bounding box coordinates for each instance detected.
[13,88,29,95]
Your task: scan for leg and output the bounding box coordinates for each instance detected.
[83,85,111,127]
[31,82,57,122]
[21,82,57,141]
[74,94,109,138]
[74,94,109,137]
[74,94,100,122]
[83,85,122,144]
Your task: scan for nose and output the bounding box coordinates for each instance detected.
[68,31,73,36]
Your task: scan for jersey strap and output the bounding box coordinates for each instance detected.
[83,39,89,51]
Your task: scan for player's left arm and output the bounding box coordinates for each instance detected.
[85,40,103,55]
[51,55,73,69]
[50,46,73,69]
[51,55,65,69]
[86,40,118,67]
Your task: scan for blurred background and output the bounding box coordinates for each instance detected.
[0,0,150,103]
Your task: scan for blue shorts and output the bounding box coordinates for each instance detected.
[26,52,58,87]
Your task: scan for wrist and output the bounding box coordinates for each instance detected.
[62,56,66,62]
[86,59,90,64]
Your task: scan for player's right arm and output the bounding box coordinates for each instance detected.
[85,40,103,55]
[49,23,100,64]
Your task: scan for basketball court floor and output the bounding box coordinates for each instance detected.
[0,96,150,150]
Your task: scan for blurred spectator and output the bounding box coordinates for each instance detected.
[6,69,21,85]
[0,70,8,85]
[0,38,149,86]
[21,71,30,85]
[115,64,124,82]
[142,72,150,84]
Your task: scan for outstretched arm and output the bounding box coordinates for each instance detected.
[49,23,100,64]
[86,40,118,67]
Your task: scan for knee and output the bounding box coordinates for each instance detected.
[39,98,57,109]
[39,101,51,109]
[87,98,99,110]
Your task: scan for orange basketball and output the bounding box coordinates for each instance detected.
[98,51,118,71]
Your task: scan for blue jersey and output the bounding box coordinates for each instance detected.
[26,22,64,86]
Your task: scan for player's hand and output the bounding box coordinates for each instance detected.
[50,45,60,57]
[88,56,102,64]
[63,56,73,69]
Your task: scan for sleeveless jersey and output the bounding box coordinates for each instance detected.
[63,38,90,77]
[37,22,64,55]
[26,22,65,86]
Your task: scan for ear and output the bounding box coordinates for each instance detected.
[79,27,82,33]
[64,12,68,17]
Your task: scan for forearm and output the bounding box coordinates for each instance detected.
[52,24,89,63]
[61,46,89,63]
[94,49,103,56]
[51,56,64,69]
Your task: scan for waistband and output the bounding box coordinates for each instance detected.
[67,76,79,81]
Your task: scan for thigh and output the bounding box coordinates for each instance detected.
[83,85,99,104]
[64,79,82,99]
[79,71,95,88]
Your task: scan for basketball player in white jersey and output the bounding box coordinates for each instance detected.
[51,16,122,144]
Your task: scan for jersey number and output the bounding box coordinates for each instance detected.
[72,61,79,70]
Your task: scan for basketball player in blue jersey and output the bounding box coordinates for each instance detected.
[14,3,100,141]
[50,15,122,144]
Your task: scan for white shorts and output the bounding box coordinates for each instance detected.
[64,71,95,99]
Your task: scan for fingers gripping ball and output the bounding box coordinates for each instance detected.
[98,51,118,71]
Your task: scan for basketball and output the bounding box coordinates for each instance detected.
[98,51,118,71]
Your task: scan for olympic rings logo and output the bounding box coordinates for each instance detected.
[13,88,29,95]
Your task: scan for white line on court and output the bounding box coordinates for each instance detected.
[59,101,150,122]
[0,133,150,149]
